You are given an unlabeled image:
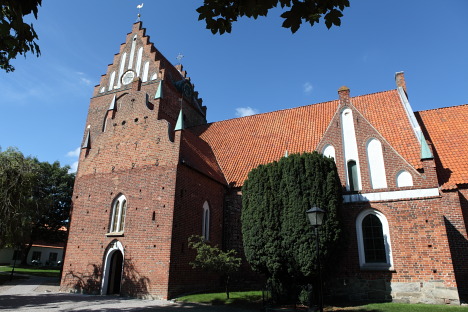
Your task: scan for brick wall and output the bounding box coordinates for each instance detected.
[167,163,226,297]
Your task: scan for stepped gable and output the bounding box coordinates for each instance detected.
[92,22,205,123]
[179,130,227,185]
[93,21,166,96]
[192,89,422,187]
[416,104,468,189]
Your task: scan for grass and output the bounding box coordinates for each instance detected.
[176,291,468,311]
[355,302,468,311]
[0,265,61,278]
[176,290,263,308]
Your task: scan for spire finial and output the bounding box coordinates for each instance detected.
[136,3,144,22]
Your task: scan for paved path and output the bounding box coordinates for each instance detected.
[0,274,259,311]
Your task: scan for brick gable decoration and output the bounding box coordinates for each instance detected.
[61,21,468,305]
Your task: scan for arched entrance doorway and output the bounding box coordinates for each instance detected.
[107,250,123,294]
[101,240,124,295]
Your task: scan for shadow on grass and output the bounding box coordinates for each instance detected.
[209,295,263,309]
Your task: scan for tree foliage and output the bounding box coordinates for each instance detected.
[0,147,38,248]
[0,0,42,72]
[0,147,74,257]
[197,0,350,34]
[241,152,342,301]
[188,235,241,298]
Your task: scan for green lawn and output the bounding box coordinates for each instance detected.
[176,291,468,311]
[356,303,468,311]
[0,265,61,278]
[177,290,263,308]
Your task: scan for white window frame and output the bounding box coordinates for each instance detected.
[356,209,393,270]
[109,194,127,234]
[202,201,210,241]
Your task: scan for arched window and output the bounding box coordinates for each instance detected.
[322,144,336,161]
[109,194,127,234]
[356,210,393,270]
[347,160,359,192]
[396,170,413,187]
[202,201,210,241]
[367,138,387,189]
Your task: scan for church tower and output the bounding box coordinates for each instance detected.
[61,22,227,299]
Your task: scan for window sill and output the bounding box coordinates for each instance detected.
[360,263,394,271]
[106,232,124,237]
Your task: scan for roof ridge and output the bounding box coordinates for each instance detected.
[224,99,339,123]
[416,103,468,113]
[191,89,397,128]
[350,89,396,99]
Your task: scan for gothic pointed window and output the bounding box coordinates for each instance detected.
[109,194,127,234]
[356,210,393,270]
[202,201,210,241]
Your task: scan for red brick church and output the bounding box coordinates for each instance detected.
[60,22,468,305]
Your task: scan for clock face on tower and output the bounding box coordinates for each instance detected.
[121,70,136,85]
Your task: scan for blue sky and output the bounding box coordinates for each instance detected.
[1,0,467,172]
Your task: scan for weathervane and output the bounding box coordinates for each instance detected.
[176,53,184,65]
[136,3,144,22]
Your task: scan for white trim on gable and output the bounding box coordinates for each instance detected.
[343,187,439,203]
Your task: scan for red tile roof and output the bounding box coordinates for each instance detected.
[416,104,468,189]
[179,130,227,185]
[191,89,422,187]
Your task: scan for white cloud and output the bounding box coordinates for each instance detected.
[80,77,92,86]
[66,147,80,173]
[66,147,81,157]
[303,82,313,94]
[235,107,259,117]
[69,161,79,173]
[77,72,92,86]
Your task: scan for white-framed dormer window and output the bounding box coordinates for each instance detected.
[202,201,210,241]
[109,194,127,234]
[356,209,393,270]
